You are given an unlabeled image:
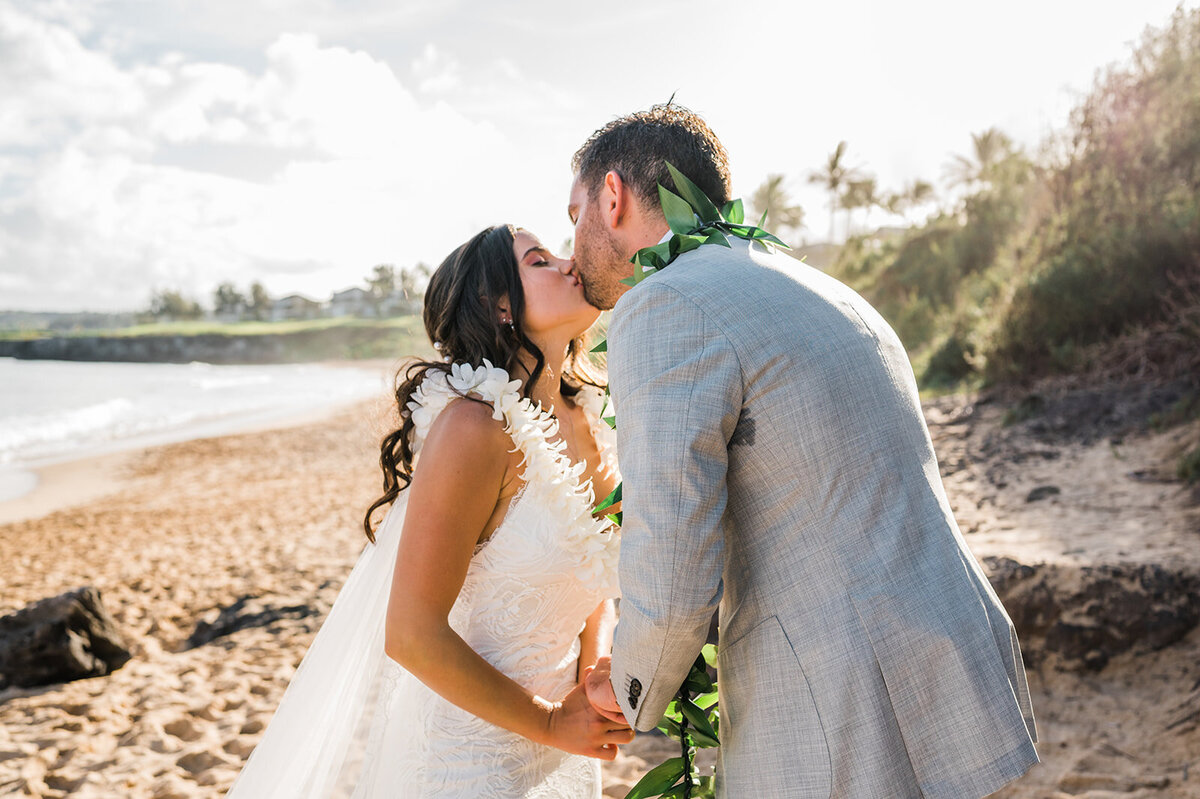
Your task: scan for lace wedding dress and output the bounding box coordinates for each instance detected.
[226,361,620,799]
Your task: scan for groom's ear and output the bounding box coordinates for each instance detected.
[603,170,629,230]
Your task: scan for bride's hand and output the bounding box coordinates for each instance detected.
[540,681,634,761]
[582,659,628,724]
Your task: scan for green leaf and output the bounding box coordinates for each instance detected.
[752,229,792,248]
[673,234,704,256]
[683,668,713,695]
[659,784,691,799]
[722,223,756,236]
[595,483,622,513]
[590,339,607,353]
[721,198,745,225]
[625,757,686,799]
[603,415,616,429]
[693,690,719,710]
[703,230,731,248]
[757,208,768,228]
[680,697,719,744]
[665,162,721,223]
[701,643,718,668]
[659,186,699,235]
[632,242,670,270]
[656,715,683,740]
[626,257,662,286]
[606,511,622,526]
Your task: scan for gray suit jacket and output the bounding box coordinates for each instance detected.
[607,237,1037,798]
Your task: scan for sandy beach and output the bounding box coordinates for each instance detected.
[1,379,1198,798]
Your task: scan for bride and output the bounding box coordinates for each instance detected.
[226,224,631,798]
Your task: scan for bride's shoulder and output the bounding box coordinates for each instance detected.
[418,396,512,463]
[406,362,526,481]
[406,361,523,455]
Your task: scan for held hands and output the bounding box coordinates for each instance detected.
[583,657,629,725]
[541,678,634,761]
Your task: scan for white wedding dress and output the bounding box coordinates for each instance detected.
[226,362,621,799]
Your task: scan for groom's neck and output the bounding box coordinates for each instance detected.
[619,220,670,261]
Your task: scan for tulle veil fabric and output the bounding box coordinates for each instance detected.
[225,492,410,798]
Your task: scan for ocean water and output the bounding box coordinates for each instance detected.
[0,358,389,502]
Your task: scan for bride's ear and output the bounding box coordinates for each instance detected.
[495,294,512,325]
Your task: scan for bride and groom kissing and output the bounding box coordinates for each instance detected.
[228,104,1038,798]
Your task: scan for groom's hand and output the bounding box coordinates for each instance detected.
[583,657,628,725]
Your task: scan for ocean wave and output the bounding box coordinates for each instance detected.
[0,360,384,466]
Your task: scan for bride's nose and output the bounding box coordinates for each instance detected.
[556,257,576,276]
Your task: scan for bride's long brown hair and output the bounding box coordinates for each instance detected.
[362,224,604,541]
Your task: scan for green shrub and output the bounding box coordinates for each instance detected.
[921,333,976,389]
[1179,447,1200,483]
[984,7,1200,380]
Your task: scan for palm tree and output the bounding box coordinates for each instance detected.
[807,141,860,242]
[884,179,936,222]
[840,176,879,235]
[945,128,1014,190]
[750,174,805,238]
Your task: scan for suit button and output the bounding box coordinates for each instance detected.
[628,678,642,708]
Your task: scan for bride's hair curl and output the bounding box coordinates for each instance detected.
[363,224,604,541]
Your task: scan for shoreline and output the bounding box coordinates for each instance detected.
[0,451,137,526]
[0,391,391,526]
[0,358,401,518]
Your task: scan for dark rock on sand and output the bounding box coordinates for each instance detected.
[0,586,132,690]
[186,591,334,648]
[984,557,1200,672]
[1025,485,1061,502]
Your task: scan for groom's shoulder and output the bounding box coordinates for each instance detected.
[638,237,806,303]
[611,244,766,336]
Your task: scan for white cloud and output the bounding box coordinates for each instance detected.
[0,4,143,148]
[411,43,460,95]
[0,4,521,311]
[4,0,1198,310]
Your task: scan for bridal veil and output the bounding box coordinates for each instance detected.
[225,493,409,798]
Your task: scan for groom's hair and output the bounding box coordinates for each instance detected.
[572,102,731,212]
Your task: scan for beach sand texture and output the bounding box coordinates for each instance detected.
[1,387,1198,798]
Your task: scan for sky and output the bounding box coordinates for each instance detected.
[1,0,1195,312]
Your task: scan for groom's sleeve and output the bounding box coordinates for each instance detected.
[607,280,741,732]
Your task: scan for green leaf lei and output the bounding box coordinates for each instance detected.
[590,163,789,799]
[622,161,790,289]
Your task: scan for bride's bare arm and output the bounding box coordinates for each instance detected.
[383,398,632,760]
[577,600,617,682]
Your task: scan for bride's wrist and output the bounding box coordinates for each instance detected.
[529,695,559,745]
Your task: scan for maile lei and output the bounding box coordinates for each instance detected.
[591,163,788,799]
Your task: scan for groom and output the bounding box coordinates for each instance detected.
[573,104,1038,798]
